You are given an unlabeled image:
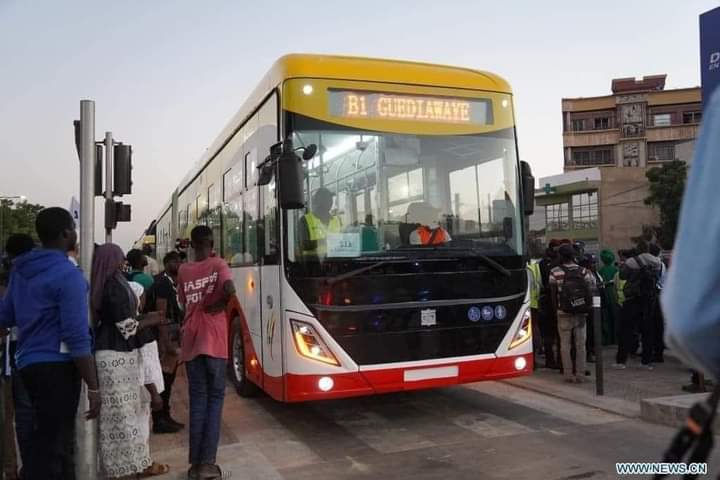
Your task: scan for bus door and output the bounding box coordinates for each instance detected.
[254,125,284,397]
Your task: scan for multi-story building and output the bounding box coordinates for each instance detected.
[531,76,701,253]
[563,74,701,170]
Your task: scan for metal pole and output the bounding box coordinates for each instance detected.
[593,294,604,395]
[0,202,4,256]
[76,99,98,480]
[104,132,113,244]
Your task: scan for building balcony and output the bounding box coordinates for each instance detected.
[646,124,700,141]
[563,130,621,147]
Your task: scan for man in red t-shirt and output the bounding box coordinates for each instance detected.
[177,225,235,480]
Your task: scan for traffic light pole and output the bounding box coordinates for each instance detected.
[104,131,113,243]
[77,100,99,480]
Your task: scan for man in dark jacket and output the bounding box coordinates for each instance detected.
[617,240,662,369]
[144,251,184,434]
[538,240,561,368]
[0,207,100,480]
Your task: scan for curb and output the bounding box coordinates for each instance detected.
[502,377,640,419]
[640,393,720,430]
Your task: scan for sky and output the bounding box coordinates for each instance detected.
[0,0,716,250]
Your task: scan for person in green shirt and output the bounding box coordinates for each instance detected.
[598,249,619,345]
[126,248,154,291]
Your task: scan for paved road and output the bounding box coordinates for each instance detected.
[151,376,717,479]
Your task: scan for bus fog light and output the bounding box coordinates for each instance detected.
[318,376,334,392]
[514,357,527,371]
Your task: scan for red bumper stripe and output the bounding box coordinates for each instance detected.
[282,353,533,402]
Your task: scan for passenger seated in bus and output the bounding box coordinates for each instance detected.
[405,202,452,246]
[298,187,342,256]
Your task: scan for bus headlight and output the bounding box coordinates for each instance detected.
[509,309,532,350]
[290,320,339,366]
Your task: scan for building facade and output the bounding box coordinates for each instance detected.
[530,76,701,254]
[563,75,701,170]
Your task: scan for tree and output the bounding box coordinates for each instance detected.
[644,160,688,250]
[0,199,45,252]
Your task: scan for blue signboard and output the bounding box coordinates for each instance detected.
[700,7,720,107]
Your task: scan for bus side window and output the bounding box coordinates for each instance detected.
[260,180,278,264]
[223,168,245,266]
[208,183,222,255]
[244,188,259,264]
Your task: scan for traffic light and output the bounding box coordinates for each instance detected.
[116,202,131,222]
[105,198,117,230]
[104,200,131,230]
[95,144,103,197]
[113,143,132,196]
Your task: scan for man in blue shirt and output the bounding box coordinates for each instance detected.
[0,207,100,480]
[663,88,720,381]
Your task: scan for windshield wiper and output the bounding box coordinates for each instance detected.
[323,251,511,285]
[470,253,512,278]
[387,245,512,278]
[324,258,414,286]
[429,247,512,278]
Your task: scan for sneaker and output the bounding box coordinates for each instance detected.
[643,364,654,371]
[611,363,627,370]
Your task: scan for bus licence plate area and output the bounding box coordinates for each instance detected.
[403,365,459,382]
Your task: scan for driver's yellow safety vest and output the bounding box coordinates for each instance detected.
[303,213,341,255]
[528,261,541,309]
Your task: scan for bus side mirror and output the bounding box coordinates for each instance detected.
[278,141,305,210]
[520,161,535,216]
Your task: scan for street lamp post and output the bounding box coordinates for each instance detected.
[0,195,26,255]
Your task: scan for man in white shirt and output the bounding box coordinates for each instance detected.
[142,244,160,276]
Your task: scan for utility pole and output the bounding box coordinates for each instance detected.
[104,131,113,243]
[76,99,98,480]
[72,101,133,479]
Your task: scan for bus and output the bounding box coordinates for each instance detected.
[147,54,536,402]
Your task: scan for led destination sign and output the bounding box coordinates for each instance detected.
[328,90,492,125]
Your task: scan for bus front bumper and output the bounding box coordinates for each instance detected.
[284,352,533,402]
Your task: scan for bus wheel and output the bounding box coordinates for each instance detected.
[230,317,259,397]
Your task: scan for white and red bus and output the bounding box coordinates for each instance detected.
[147,54,536,402]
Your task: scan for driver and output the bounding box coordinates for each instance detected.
[299,187,342,256]
[405,202,451,246]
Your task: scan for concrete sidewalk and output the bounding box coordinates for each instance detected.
[505,346,712,428]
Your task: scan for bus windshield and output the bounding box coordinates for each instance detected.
[286,118,523,265]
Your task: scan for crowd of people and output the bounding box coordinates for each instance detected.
[0,208,235,480]
[529,238,667,383]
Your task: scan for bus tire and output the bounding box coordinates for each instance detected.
[229,317,259,397]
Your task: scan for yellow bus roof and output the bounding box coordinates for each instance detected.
[178,54,512,194]
[268,54,512,93]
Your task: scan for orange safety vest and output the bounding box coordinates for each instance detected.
[415,226,449,245]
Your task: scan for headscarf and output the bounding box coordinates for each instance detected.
[90,243,128,318]
[598,249,618,283]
